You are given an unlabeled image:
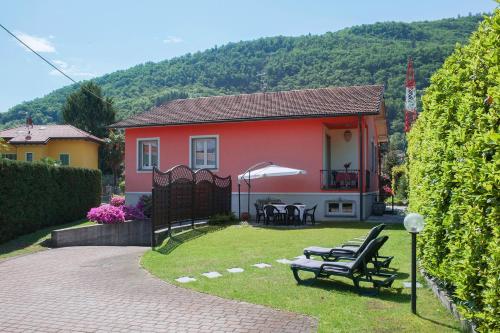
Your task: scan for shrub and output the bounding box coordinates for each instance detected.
[122,205,145,220]
[87,204,125,224]
[110,195,125,207]
[119,179,125,193]
[137,194,152,218]
[0,159,101,243]
[391,164,408,203]
[407,11,499,332]
[208,213,237,225]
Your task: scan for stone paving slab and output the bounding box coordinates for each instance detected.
[0,246,317,332]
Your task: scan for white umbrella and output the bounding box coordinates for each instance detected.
[238,164,307,182]
[237,163,307,219]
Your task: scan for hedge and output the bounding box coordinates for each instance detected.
[407,11,499,332]
[0,159,101,244]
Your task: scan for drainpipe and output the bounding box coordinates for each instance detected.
[358,115,364,221]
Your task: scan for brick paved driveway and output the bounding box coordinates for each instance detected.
[0,247,317,332]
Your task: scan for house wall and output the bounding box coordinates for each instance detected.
[15,145,48,162]
[124,116,381,219]
[47,140,99,169]
[2,140,99,169]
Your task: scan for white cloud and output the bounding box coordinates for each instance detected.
[49,59,96,78]
[163,36,183,44]
[16,31,56,53]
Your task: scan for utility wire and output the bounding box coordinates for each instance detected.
[0,23,112,106]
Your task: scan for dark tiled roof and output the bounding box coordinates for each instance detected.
[0,125,104,144]
[110,85,384,128]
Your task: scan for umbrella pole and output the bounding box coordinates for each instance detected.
[247,174,251,221]
[238,183,241,220]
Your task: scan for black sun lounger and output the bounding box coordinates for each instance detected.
[292,236,397,293]
[303,224,392,270]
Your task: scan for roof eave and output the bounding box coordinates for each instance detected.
[108,111,382,129]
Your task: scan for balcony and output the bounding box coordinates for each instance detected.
[320,169,371,190]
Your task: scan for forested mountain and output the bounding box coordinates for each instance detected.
[0,14,486,141]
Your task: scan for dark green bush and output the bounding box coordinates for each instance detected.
[407,11,499,332]
[137,194,152,218]
[208,213,237,225]
[0,159,101,244]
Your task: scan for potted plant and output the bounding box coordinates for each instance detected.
[241,212,250,221]
[372,185,393,216]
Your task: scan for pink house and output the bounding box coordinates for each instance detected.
[111,85,388,220]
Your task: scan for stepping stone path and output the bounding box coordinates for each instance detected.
[276,258,293,264]
[176,257,304,283]
[202,271,223,279]
[227,267,244,273]
[176,276,197,283]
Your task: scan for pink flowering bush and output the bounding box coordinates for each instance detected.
[123,205,145,220]
[110,195,125,207]
[87,204,125,224]
[87,194,149,224]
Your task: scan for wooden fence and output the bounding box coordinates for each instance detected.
[151,165,231,247]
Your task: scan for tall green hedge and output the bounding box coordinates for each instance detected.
[407,11,499,332]
[0,159,101,244]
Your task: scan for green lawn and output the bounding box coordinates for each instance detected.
[0,220,93,260]
[142,222,460,333]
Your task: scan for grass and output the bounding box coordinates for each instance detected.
[142,222,460,333]
[0,220,93,260]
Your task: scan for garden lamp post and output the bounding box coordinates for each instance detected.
[403,213,425,314]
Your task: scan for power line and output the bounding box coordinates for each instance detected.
[0,23,112,106]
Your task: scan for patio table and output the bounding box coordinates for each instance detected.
[263,204,306,218]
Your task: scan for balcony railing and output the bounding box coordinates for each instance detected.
[321,169,373,190]
[321,169,360,190]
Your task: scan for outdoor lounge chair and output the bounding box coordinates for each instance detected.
[291,236,397,293]
[303,224,392,270]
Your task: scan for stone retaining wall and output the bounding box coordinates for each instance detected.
[51,220,151,247]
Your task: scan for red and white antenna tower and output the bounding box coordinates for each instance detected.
[404,57,418,132]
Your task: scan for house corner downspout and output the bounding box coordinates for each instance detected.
[358,115,364,221]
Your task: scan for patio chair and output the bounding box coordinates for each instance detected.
[303,204,317,225]
[264,205,284,225]
[254,203,265,224]
[284,205,302,225]
[303,224,392,270]
[291,236,397,294]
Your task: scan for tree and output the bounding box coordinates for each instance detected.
[62,81,116,138]
[103,130,125,186]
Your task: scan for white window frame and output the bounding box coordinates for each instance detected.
[136,138,160,172]
[25,152,34,162]
[59,153,70,166]
[189,135,219,170]
[325,200,356,217]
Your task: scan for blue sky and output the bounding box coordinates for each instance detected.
[0,0,496,112]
